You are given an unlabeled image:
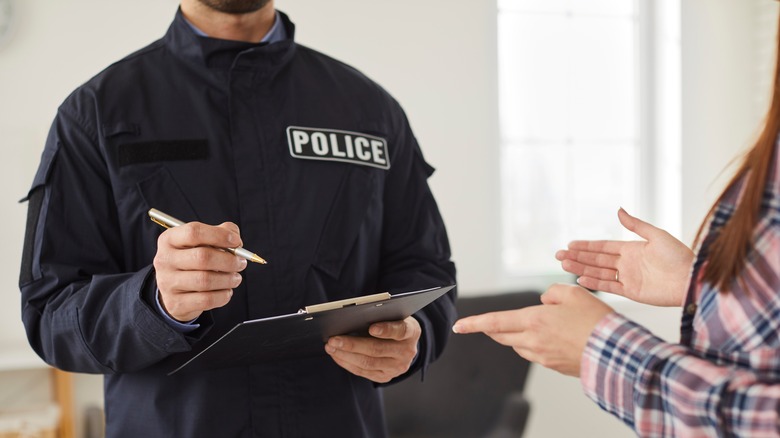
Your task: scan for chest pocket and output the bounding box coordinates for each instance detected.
[108,131,217,261]
[136,166,200,226]
[311,166,380,279]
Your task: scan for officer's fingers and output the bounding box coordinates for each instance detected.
[153,249,242,276]
[369,317,421,341]
[161,222,242,251]
[160,289,234,322]
[155,246,247,273]
[327,336,385,358]
[155,222,247,272]
[157,270,242,295]
[217,222,242,240]
[325,342,409,384]
[326,350,396,384]
[327,333,418,364]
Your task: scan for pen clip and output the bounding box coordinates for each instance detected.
[150,217,171,229]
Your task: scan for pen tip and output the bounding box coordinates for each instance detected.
[252,255,268,265]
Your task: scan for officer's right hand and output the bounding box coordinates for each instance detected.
[153,222,247,322]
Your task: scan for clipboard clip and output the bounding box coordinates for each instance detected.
[301,292,391,314]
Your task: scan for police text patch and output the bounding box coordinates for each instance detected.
[286,126,390,170]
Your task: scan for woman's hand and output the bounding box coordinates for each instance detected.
[556,208,694,307]
[453,284,613,377]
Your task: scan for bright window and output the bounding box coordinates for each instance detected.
[499,0,652,277]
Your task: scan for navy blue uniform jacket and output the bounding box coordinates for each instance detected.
[19,10,456,438]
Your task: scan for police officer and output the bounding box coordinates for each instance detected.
[18,0,457,436]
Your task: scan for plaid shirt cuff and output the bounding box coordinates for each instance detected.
[580,312,667,428]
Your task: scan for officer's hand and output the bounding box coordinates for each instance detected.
[153,222,247,322]
[325,316,421,383]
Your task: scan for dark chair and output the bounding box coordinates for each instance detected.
[382,291,542,438]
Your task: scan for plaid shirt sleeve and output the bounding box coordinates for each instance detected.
[581,312,780,437]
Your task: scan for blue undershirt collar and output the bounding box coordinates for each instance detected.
[184,10,286,43]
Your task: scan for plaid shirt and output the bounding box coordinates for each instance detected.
[581,144,780,437]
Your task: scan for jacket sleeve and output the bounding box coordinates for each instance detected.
[581,312,780,436]
[379,102,458,382]
[19,103,210,374]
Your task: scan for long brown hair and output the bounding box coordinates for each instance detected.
[695,13,780,292]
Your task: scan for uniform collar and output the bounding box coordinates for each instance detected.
[164,8,297,70]
[184,10,287,44]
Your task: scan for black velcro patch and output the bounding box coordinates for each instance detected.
[118,140,208,167]
[20,187,44,285]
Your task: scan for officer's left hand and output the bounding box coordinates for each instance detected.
[325,316,421,383]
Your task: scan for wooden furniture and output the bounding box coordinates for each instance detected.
[0,344,74,438]
[51,369,74,438]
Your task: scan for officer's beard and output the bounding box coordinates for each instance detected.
[197,0,272,14]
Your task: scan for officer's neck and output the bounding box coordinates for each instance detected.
[180,0,276,43]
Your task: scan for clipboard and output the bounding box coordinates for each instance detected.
[168,285,455,374]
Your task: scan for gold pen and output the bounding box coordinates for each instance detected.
[148,208,267,265]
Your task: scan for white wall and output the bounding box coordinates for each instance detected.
[679,0,767,244]
[0,1,775,437]
[0,0,180,345]
[0,2,181,435]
